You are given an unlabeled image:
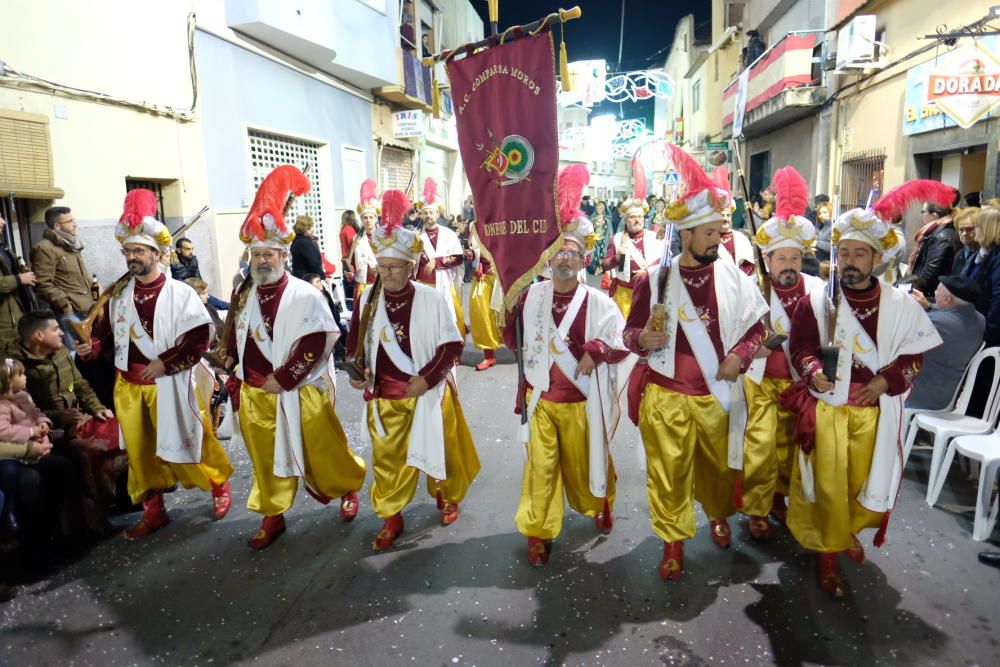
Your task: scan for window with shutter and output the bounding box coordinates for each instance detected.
[0,109,64,199]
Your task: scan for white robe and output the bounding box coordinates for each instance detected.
[357,282,463,480]
[745,273,826,384]
[420,225,465,328]
[611,230,664,283]
[520,282,635,497]
[112,277,213,464]
[802,283,942,511]
[235,276,338,480]
[350,232,377,286]
[719,230,755,269]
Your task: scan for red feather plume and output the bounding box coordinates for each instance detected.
[380,190,410,234]
[359,178,377,204]
[558,163,590,225]
[872,179,957,222]
[422,177,438,204]
[242,165,311,240]
[712,167,731,194]
[772,166,809,220]
[630,155,647,202]
[120,189,159,231]
[667,143,716,200]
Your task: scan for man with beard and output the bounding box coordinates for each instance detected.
[711,168,756,276]
[603,161,664,319]
[347,189,480,551]
[347,179,380,303]
[416,178,466,339]
[79,189,233,538]
[784,208,941,597]
[739,167,824,539]
[624,145,768,581]
[504,164,632,566]
[223,165,366,549]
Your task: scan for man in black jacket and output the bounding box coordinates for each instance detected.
[170,238,228,309]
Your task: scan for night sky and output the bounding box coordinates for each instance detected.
[470,0,711,125]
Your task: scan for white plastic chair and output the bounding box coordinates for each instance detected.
[903,342,986,457]
[901,347,1000,505]
[926,432,1000,540]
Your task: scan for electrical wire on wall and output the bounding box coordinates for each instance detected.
[0,12,200,122]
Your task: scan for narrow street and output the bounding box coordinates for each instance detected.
[1,348,996,666]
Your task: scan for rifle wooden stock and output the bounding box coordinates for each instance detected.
[68,271,133,344]
[344,275,382,383]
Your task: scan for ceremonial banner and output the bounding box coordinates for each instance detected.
[446,31,561,310]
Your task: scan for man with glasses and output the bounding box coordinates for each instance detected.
[416,178,466,339]
[346,189,479,552]
[503,164,632,566]
[79,189,233,539]
[221,166,366,549]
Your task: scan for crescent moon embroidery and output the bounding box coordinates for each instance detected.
[252,325,267,343]
[303,352,315,361]
[773,316,789,335]
[853,335,873,355]
[549,338,562,355]
[679,303,695,323]
[129,324,143,341]
[380,326,392,343]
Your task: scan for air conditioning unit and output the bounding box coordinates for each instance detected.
[836,15,886,71]
[691,131,707,148]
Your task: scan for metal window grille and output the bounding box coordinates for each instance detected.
[247,129,324,247]
[840,150,886,210]
[125,179,166,221]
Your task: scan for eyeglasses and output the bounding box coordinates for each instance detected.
[121,247,151,258]
[553,250,583,260]
[377,263,411,273]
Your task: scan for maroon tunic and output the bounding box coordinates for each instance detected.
[763,277,809,380]
[721,231,757,277]
[602,231,648,290]
[344,280,463,400]
[623,264,764,396]
[224,274,328,391]
[504,287,630,404]
[789,280,922,402]
[416,227,464,287]
[90,273,209,385]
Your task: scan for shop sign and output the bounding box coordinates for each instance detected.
[904,37,1000,135]
[392,110,423,138]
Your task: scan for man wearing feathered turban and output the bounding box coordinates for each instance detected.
[783,183,943,596]
[222,165,367,549]
[503,164,633,566]
[416,178,467,339]
[348,179,380,303]
[739,167,824,541]
[622,145,768,582]
[346,189,480,551]
[79,189,233,539]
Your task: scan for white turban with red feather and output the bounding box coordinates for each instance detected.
[239,165,311,250]
[115,189,172,255]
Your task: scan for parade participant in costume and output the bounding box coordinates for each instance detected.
[713,167,756,276]
[224,165,367,549]
[504,164,632,566]
[783,204,941,597]
[603,158,664,319]
[81,189,233,538]
[740,167,824,538]
[416,178,467,339]
[346,189,480,551]
[467,219,503,371]
[348,179,380,302]
[623,144,768,581]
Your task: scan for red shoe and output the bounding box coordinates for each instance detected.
[747,515,771,541]
[709,519,731,549]
[844,534,865,564]
[770,493,788,525]
[594,499,614,535]
[339,491,359,522]
[441,502,460,526]
[816,552,844,597]
[475,357,497,371]
[211,481,232,520]
[249,514,286,550]
[124,493,169,539]
[372,514,404,551]
[527,537,551,566]
[658,541,684,581]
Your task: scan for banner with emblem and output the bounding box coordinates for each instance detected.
[446,30,561,310]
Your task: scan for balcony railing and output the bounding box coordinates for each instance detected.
[722,30,823,129]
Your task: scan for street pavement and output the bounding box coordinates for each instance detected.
[1,341,998,665]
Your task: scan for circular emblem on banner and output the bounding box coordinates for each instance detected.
[501,135,534,180]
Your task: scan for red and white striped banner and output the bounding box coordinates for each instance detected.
[723,33,818,127]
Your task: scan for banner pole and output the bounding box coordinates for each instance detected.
[488,0,499,38]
